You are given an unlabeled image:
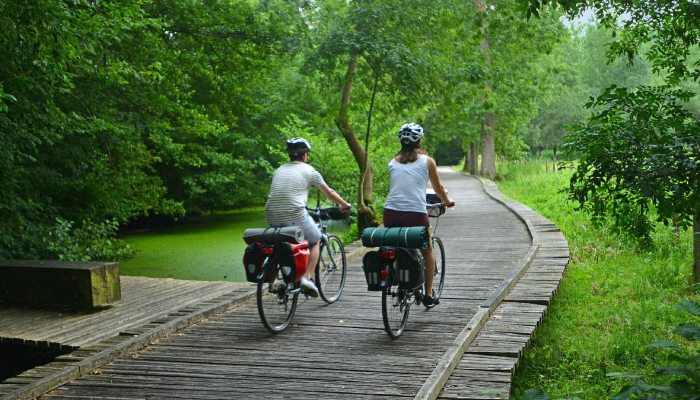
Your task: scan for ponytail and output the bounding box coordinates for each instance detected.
[395,139,428,164]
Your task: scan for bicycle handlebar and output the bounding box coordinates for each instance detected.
[306,206,343,212]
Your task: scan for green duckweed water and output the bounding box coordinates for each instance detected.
[121,209,267,282]
[121,209,351,282]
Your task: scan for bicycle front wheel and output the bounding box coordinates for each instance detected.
[425,235,446,309]
[382,269,411,338]
[257,266,298,333]
[316,234,347,304]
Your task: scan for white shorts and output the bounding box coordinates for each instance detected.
[270,215,322,245]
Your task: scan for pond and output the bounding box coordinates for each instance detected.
[120,209,351,282]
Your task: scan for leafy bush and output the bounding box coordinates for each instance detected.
[44,219,135,262]
[607,301,700,399]
[339,223,359,246]
[565,86,700,242]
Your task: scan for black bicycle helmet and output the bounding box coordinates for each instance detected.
[286,137,312,153]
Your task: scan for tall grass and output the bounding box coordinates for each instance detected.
[495,160,696,399]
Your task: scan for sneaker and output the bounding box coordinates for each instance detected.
[423,291,440,306]
[300,277,319,298]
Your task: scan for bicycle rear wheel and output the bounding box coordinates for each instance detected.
[425,235,446,309]
[316,234,347,304]
[257,264,298,333]
[382,269,411,338]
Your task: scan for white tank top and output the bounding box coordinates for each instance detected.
[384,155,429,214]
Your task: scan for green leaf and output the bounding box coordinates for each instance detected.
[677,301,700,318]
[674,323,700,341]
[646,341,680,349]
[655,366,692,376]
[607,372,644,379]
[521,389,548,400]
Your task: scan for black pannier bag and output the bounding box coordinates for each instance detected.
[362,246,396,291]
[396,248,425,290]
[243,242,277,283]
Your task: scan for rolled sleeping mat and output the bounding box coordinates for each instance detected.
[361,227,429,249]
[243,226,304,245]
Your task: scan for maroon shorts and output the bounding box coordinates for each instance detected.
[383,208,430,228]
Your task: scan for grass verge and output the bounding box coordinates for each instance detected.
[495,159,696,399]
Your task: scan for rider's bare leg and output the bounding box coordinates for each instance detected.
[419,227,434,295]
[304,241,320,280]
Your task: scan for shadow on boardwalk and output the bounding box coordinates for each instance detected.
[0,169,569,400]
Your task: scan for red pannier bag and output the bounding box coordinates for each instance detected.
[274,241,310,284]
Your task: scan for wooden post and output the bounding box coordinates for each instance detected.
[0,260,121,308]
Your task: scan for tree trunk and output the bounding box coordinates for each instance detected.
[480,113,496,178]
[476,0,496,179]
[335,56,379,234]
[694,212,700,283]
[673,213,680,237]
[461,151,469,173]
[469,141,479,175]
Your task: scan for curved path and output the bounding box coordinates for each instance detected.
[28,170,567,400]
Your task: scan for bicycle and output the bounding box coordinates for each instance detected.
[381,196,448,339]
[256,206,348,333]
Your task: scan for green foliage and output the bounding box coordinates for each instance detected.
[565,86,700,241]
[500,161,695,399]
[44,219,135,262]
[458,0,568,161]
[0,0,305,259]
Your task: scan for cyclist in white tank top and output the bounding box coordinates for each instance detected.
[383,123,455,306]
[385,155,430,213]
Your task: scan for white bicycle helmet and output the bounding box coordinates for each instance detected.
[286,137,312,153]
[398,123,424,145]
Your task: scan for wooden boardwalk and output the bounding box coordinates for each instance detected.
[1,169,569,400]
[0,277,254,349]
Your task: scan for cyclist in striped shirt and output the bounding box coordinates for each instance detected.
[265,138,351,297]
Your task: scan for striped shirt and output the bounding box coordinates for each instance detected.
[265,161,325,225]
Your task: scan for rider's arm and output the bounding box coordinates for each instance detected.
[427,157,456,207]
[317,183,351,211]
